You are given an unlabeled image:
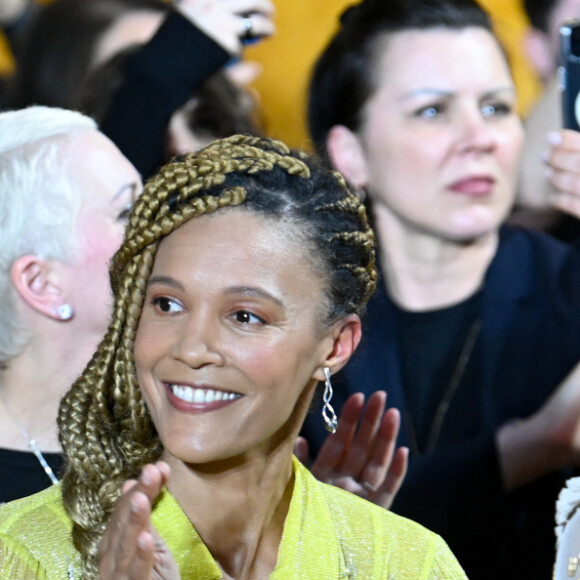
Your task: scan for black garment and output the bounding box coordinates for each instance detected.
[100,10,230,179]
[301,226,580,580]
[394,292,481,455]
[0,448,63,504]
[542,213,580,245]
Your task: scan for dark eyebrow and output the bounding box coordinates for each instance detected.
[481,87,517,99]
[400,86,515,102]
[147,275,186,292]
[225,286,284,308]
[146,279,284,307]
[400,88,453,101]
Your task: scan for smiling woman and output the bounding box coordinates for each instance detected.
[0,134,466,579]
[134,211,340,466]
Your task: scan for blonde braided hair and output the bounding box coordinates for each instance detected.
[57,134,377,577]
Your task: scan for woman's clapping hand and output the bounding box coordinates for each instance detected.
[295,392,408,509]
[98,462,180,580]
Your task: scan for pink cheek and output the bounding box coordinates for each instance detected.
[86,237,123,269]
[236,346,275,377]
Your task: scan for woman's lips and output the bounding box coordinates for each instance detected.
[164,382,242,413]
[448,176,495,196]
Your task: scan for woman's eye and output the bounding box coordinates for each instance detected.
[481,102,512,118]
[151,296,182,314]
[416,104,443,119]
[234,311,265,325]
[117,203,133,222]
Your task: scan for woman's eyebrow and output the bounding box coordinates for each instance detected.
[147,275,186,292]
[400,88,453,102]
[225,286,284,307]
[113,181,140,201]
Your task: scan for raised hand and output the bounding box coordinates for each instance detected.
[175,0,276,55]
[545,129,580,219]
[296,392,408,509]
[498,360,580,491]
[98,461,180,580]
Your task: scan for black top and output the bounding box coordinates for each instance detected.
[0,448,63,504]
[100,10,230,179]
[394,292,481,455]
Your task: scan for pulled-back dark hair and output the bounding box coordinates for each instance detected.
[58,134,377,578]
[8,0,165,109]
[522,0,558,34]
[308,0,493,162]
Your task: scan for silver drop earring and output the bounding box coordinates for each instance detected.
[55,304,74,320]
[322,367,338,434]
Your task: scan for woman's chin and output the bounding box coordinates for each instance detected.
[445,209,506,243]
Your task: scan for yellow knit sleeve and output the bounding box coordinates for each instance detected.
[0,534,48,580]
[427,534,470,579]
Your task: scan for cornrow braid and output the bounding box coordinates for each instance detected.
[57,134,377,578]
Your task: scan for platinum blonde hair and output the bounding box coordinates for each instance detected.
[0,106,97,366]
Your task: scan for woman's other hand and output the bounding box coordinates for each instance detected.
[295,392,408,509]
[498,360,580,491]
[175,0,275,56]
[98,461,180,580]
[545,129,580,219]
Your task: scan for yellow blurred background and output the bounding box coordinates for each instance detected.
[0,0,542,148]
[245,0,542,148]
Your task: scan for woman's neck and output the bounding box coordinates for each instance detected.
[0,331,96,452]
[166,442,295,579]
[373,206,499,311]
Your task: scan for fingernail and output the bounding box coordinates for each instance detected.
[137,533,149,551]
[547,131,562,145]
[130,497,140,513]
[362,481,377,493]
[141,467,152,486]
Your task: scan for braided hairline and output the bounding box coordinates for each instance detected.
[57,134,375,578]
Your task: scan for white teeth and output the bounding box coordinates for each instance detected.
[170,385,239,404]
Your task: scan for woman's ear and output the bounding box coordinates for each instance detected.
[11,255,69,321]
[313,314,362,382]
[326,125,369,190]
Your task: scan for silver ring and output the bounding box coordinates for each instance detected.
[241,16,254,40]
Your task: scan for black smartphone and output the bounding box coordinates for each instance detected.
[560,19,580,131]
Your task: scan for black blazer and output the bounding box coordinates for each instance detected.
[302,226,580,579]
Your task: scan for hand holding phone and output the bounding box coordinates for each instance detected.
[560,19,580,131]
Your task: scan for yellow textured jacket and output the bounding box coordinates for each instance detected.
[0,458,467,579]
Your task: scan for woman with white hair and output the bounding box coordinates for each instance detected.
[0,105,142,503]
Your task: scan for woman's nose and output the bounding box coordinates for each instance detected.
[171,313,224,369]
[455,108,496,154]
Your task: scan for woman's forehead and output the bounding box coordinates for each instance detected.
[368,27,510,95]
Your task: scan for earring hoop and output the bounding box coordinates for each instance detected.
[322,367,338,434]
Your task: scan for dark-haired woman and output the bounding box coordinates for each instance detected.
[0,135,466,579]
[305,0,580,577]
